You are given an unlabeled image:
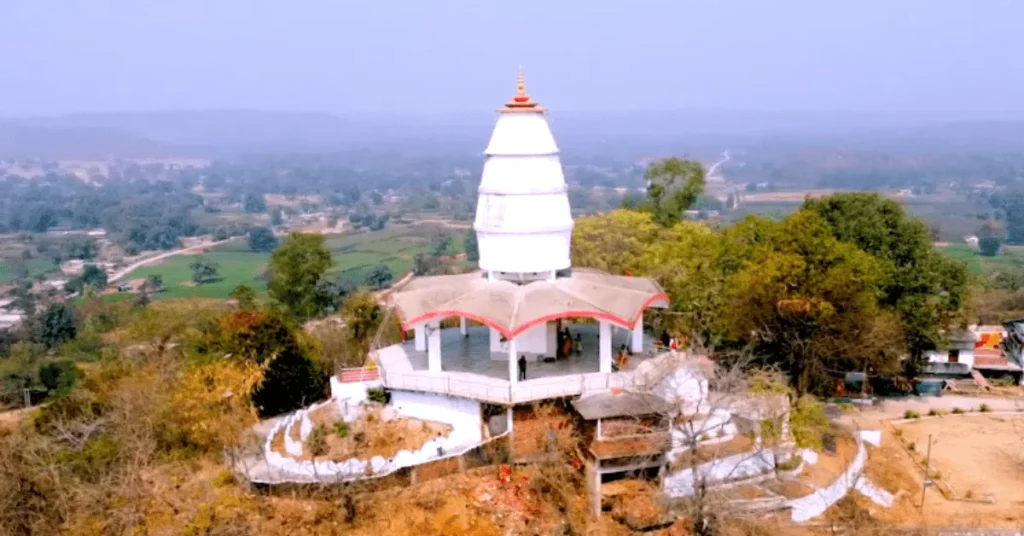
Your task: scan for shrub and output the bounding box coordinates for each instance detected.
[893,428,903,438]
[903,410,920,419]
[790,395,830,450]
[927,408,943,417]
[212,470,236,488]
[775,457,801,471]
[38,360,82,398]
[333,421,350,438]
[979,403,992,413]
[367,388,390,405]
[952,407,965,414]
[908,442,916,452]
[307,424,328,458]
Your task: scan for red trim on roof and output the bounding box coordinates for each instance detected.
[395,293,670,339]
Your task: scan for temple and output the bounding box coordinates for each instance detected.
[274,72,797,516]
[381,68,671,401]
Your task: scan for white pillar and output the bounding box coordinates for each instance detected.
[508,336,519,384]
[599,320,612,373]
[459,317,468,336]
[546,321,557,356]
[631,316,644,354]
[414,323,426,352]
[490,328,502,352]
[427,320,442,373]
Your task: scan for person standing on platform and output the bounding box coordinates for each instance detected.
[518,354,527,381]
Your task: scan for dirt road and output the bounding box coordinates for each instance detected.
[108,237,240,283]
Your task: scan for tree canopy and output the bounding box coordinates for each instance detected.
[247,226,278,252]
[464,230,479,263]
[268,233,334,320]
[638,157,706,227]
[571,192,969,395]
[801,192,969,360]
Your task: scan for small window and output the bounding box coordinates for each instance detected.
[948,349,960,363]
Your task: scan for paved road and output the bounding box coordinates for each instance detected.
[108,237,240,283]
[706,150,731,178]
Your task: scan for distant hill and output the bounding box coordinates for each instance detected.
[0,121,181,160]
[6,109,1024,161]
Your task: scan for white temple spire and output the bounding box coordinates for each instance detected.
[474,69,573,278]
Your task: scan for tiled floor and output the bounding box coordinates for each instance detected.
[400,324,658,381]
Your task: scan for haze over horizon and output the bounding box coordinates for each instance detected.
[2,0,1023,119]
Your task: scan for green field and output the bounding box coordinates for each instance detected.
[0,259,60,284]
[122,225,466,301]
[940,243,1024,275]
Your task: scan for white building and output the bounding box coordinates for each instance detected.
[317,72,783,508]
[382,69,670,403]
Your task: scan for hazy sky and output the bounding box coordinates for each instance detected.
[2,0,1021,116]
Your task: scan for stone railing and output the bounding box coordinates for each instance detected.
[377,368,653,404]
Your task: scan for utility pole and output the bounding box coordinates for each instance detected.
[919,433,933,534]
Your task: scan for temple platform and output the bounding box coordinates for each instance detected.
[404,324,655,379]
[373,324,679,405]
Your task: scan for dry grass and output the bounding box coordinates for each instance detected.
[669,435,755,472]
[761,478,815,499]
[604,479,668,530]
[301,405,452,462]
[799,433,857,487]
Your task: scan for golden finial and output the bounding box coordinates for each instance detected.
[501,65,545,112]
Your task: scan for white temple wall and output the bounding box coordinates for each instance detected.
[484,113,559,156]
[479,155,566,194]
[390,391,483,444]
[476,228,572,273]
[515,323,551,356]
[489,324,553,359]
[663,449,779,497]
[653,366,710,415]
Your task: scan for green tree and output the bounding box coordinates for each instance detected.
[268,233,334,320]
[979,236,1002,257]
[991,187,1024,244]
[802,192,969,363]
[217,311,327,416]
[719,212,900,396]
[0,342,46,406]
[243,193,267,213]
[571,209,659,275]
[247,226,278,252]
[978,222,1002,257]
[365,263,394,290]
[189,256,221,285]
[32,303,78,348]
[430,232,455,257]
[64,264,108,293]
[464,230,479,263]
[640,157,706,227]
[38,360,81,398]
[230,284,258,310]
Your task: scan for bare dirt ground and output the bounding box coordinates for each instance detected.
[897,414,1024,502]
[743,190,837,203]
[842,397,1024,530]
[0,407,33,431]
[799,433,857,487]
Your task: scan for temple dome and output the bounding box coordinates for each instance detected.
[473,69,573,276]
